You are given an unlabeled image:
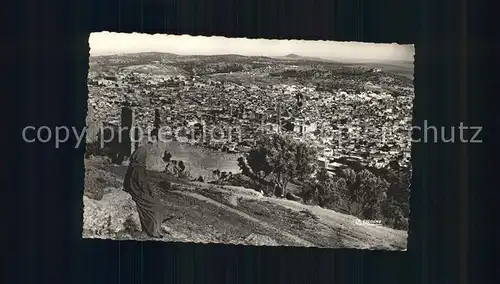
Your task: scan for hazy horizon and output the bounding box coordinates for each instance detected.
[89,32,414,63]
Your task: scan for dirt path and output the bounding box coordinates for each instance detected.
[171,190,315,247]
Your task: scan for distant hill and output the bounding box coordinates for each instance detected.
[90,51,179,59]
[88,51,413,79]
[347,61,414,79]
[274,54,342,64]
[120,64,189,76]
[91,51,333,66]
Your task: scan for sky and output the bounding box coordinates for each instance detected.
[89,32,414,62]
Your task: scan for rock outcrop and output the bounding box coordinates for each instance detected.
[82,188,141,238]
[84,158,124,200]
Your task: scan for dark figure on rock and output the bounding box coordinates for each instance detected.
[123,146,171,238]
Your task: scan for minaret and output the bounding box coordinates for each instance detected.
[120,102,133,159]
[277,104,281,133]
[153,108,161,140]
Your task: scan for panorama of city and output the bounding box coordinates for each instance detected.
[84,33,413,250]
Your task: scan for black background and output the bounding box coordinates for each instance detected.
[4,0,495,283]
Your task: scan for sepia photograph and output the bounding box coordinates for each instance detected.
[83,32,413,250]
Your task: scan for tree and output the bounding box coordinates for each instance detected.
[294,142,318,181]
[246,140,273,180]
[264,134,317,196]
[299,178,320,204]
[264,134,297,196]
[315,168,336,207]
[341,168,357,187]
[342,169,389,219]
[239,134,318,197]
[381,162,411,229]
[315,168,346,208]
[316,168,331,186]
[334,177,349,200]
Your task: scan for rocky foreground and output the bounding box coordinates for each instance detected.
[83,157,408,250]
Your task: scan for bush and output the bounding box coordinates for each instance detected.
[159,180,172,190]
[302,166,389,219]
[346,169,388,219]
[299,160,410,230]
[178,161,186,172]
[162,151,172,163]
[380,163,411,230]
[315,168,342,208]
[219,172,228,180]
[299,169,350,213]
[298,178,316,203]
[382,202,409,230]
[220,173,265,192]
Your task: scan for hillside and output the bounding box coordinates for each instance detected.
[83,157,407,249]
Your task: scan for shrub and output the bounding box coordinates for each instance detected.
[299,160,410,230]
[162,151,172,163]
[382,201,409,230]
[237,157,251,175]
[159,180,172,190]
[380,163,411,230]
[178,161,186,172]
